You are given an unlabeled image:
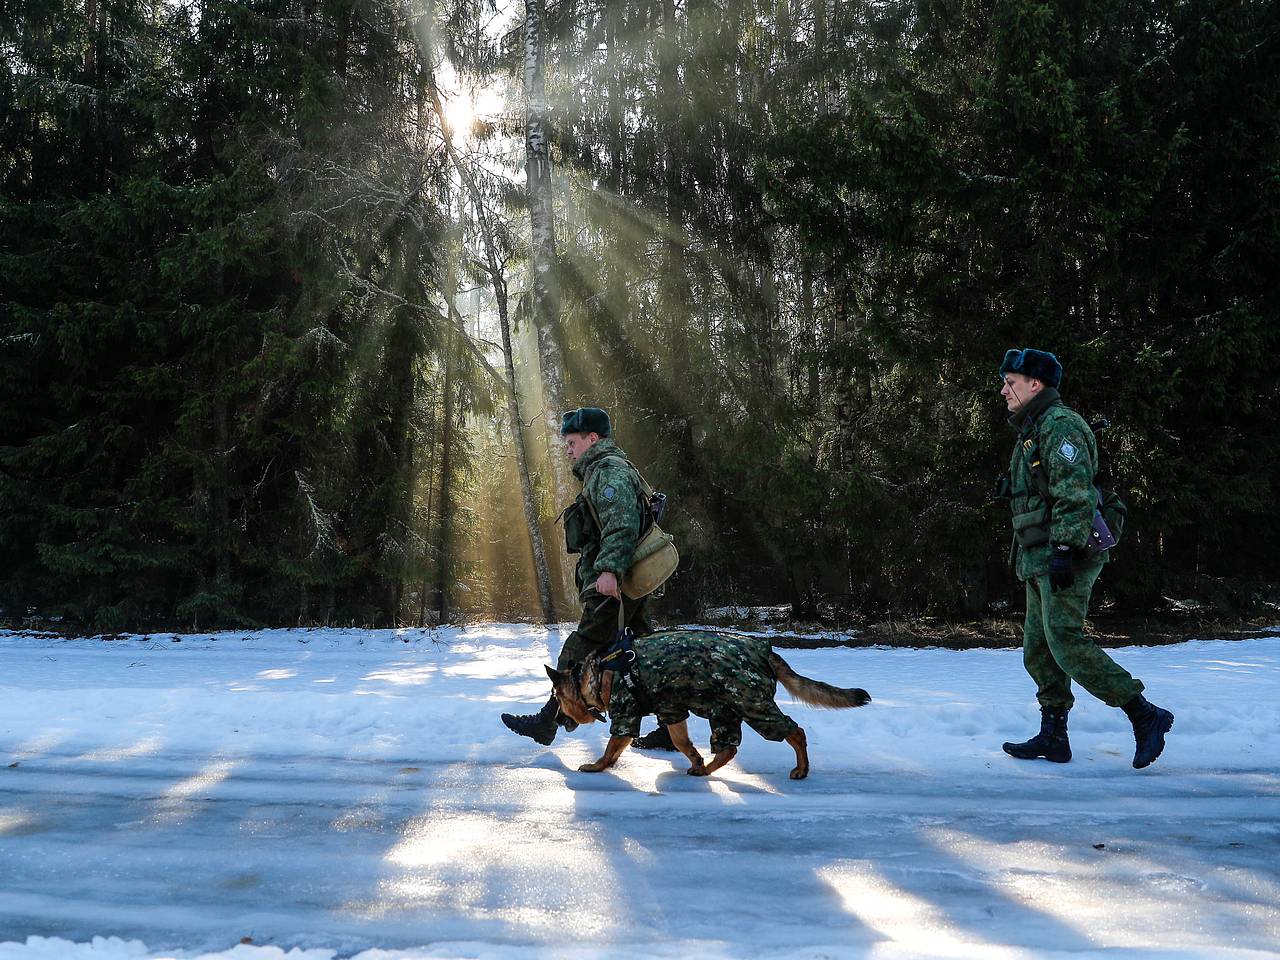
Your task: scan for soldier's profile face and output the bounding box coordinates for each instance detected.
[564,431,600,462]
[1001,372,1040,414]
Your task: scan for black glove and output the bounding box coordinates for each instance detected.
[1049,544,1075,593]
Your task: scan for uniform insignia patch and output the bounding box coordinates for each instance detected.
[602,485,616,500]
[1058,440,1079,464]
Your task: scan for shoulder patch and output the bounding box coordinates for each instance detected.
[1057,440,1079,464]
[602,485,616,501]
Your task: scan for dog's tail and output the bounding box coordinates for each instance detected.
[769,653,871,709]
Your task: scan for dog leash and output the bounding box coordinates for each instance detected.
[598,596,636,669]
[595,597,650,714]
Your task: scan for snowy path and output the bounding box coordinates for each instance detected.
[1,627,1279,959]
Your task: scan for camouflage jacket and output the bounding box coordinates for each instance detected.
[1008,388,1104,580]
[564,438,647,598]
[607,630,796,753]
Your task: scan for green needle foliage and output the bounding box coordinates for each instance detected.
[1,0,469,629]
[2,0,1276,628]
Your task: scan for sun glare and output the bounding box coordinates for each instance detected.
[440,84,504,141]
[442,94,474,135]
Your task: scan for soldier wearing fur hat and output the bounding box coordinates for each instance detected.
[998,348,1175,770]
[501,407,671,748]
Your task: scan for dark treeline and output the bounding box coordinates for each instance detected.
[2,0,1277,630]
[1,0,489,628]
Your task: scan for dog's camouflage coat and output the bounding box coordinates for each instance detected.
[548,629,870,780]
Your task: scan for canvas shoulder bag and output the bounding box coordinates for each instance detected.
[583,455,679,598]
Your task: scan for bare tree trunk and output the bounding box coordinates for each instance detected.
[434,321,455,624]
[523,0,560,401]
[523,0,577,610]
[814,0,829,117]
[424,77,557,623]
[661,0,693,387]
[84,0,99,76]
[418,405,436,627]
[430,186,465,625]
[826,0,841,112]
[758,235,782,392]
[802,257,820,416]
[492,259,556,624]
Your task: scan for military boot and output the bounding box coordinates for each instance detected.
[1121,694,1174,769]
[501,695,560,745]
[631,726,677,752]
[1002,707,1071,763]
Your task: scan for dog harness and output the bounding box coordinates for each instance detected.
[592,630,652,717]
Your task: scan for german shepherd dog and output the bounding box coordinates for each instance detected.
[546,630,870,780]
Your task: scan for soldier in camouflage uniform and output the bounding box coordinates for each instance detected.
[998,348,1174,769]
[501,406,659,746]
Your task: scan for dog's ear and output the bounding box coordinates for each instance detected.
[545,665,572,697]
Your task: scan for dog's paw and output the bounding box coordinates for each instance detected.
[686,763,708,777]
[578,760,609,773]
[789,766,809,780]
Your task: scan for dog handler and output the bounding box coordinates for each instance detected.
[501,407,671,748]
[998,348,1174,769]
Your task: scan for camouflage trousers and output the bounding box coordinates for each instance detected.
[556,593,651,669]
[1023,562,1143,711]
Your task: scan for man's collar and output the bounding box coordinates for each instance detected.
[1009,387,1060,431]
[572,436,622,479]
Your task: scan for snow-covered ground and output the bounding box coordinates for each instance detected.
[1,625,1278,960]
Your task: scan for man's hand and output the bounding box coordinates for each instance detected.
[1049,544,1075,593]
[595,571,621,598]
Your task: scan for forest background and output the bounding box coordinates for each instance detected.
[2,0,1277,632]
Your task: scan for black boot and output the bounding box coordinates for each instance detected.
[501,695,560,745]
[631,726,677,752]
[1002,707,1071,763]
[1122,694,1174,769]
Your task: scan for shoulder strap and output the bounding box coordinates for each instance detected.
[580,454,656,539]
[584,455,655,498]
[1025,420,1053,503]
[582,488,605,532]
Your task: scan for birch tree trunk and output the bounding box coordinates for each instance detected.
[523,0,577,609]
